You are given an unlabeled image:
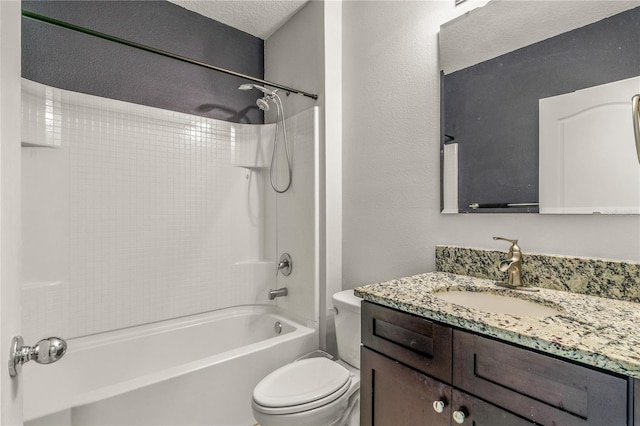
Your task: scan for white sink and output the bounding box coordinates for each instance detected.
[433,290,561,317]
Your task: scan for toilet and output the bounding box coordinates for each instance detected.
[251,289,362,426]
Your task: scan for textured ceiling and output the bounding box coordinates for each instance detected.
[168,0,309,39]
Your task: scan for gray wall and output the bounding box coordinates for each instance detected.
[443,7,640,213]
[22,0,264,124]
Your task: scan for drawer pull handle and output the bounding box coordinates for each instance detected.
[453,408,468,424]
[432,399,447,414]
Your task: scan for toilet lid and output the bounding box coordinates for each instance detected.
[253,358,351,408]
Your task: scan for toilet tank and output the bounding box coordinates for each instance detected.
[332,289,362,369]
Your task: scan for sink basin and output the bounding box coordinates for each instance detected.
[433,290,561,317]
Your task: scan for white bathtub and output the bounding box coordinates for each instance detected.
[24,305,317,426]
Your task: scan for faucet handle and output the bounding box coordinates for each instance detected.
[493,236,518,245]
[276,253,292,276]
[493,236,521,254]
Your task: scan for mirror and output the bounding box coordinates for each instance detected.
[440,1,640,214]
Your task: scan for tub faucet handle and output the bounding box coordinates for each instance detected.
[276,253,292,276]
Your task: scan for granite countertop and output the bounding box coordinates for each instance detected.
[354,272,640,379]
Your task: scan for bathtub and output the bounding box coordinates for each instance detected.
[24,305,317,426]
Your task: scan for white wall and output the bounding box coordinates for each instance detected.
[265,107,320,327]
[0,2,23,424]
[342,0,640,289]
[266,0,343,352]
[323,0,343,355]
[265,0,324,119]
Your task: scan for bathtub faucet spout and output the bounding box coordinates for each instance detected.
[268,288,288,300]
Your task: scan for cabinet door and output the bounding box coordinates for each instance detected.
[453,330,628,425]
[361,347,451,426]
[451,389,533,425]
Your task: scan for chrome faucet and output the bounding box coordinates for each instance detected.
[270,253,291,300]
[268,287,288,300]
[493,237,538,292]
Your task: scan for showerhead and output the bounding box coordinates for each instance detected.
[256,98,270,111]
[238,83,277,97]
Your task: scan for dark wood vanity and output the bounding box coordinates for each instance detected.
[361,301,634,425]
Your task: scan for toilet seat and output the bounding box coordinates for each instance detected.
[252,358,352,415]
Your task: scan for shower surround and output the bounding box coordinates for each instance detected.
[21,79,319,343]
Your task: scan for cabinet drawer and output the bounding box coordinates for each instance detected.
[361,346,451,426]
[361,302,452,383]
[453,330,628,425]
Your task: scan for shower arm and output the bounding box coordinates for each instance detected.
[22,10,319,101]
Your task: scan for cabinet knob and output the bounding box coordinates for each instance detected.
[432,399,447,414]
[9,336,67,377]
[453,408,468,424]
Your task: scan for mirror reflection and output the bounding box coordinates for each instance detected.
[440,1,640,214]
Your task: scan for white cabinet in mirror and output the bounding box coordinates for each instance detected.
[539,76,640,215]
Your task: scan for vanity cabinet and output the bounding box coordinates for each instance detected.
[361,301,630,425]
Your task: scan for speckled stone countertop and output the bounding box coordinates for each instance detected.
[355,272,640,379]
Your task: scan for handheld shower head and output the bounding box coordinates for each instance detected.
[239,82,292,193]
[238,83,277,97]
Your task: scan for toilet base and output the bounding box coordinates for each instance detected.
[334,392,359,426]
[253,389,359,426]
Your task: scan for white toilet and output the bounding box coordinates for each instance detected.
[251,289,362,426]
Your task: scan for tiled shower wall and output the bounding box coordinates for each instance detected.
[21,79,317,342]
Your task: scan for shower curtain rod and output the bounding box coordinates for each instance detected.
[22,10,319,101]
